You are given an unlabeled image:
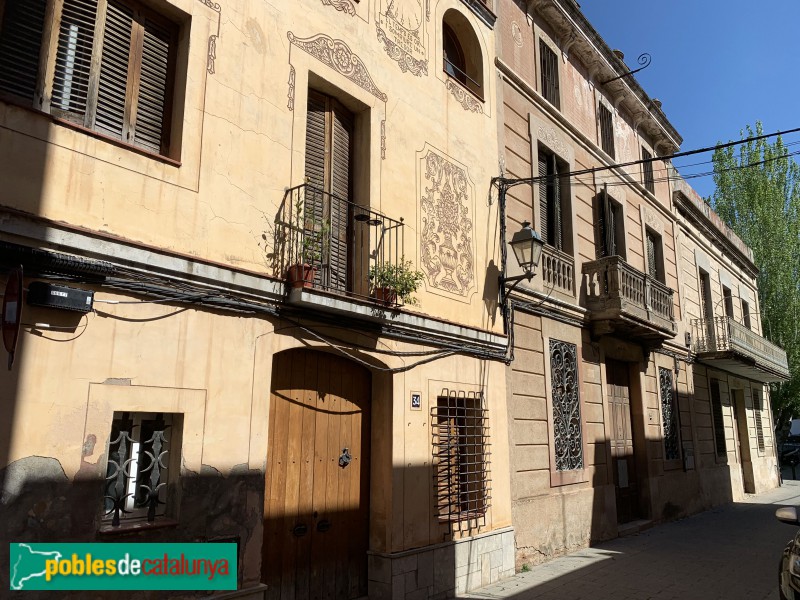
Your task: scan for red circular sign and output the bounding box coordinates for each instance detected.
[2,266,23,368]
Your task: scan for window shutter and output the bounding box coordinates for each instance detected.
[596,193,606,259]
[0,0,47,101]
[303,91,327,282]
[132,16,171,153]
[550,154,562,250]
[51,0,98,122]
[646,232,657,278]
[603,190,616,257]
[94,0,134,140]
[328,102,353,292]
[538,152,548,245]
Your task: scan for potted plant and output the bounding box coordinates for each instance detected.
[368,259,424,306]
[285,194,329,289]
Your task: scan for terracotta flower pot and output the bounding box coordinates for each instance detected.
[372,286,397,306]
[287,264,317,289]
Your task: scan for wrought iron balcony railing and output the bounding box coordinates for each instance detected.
[270,184,405,306]
[582,255,676,341]
[541,245,575,297]
[691,316,790,382]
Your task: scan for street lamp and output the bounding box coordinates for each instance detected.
[503,221,544,293]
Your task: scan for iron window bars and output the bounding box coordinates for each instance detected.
[103,412,172,526]
[539,40,560,109]
[642,147,655,193]
[659,367,680,461]
[550,339,583,471]
[753,390,765,453]
[431,390,491,530]
[710,379,726,457]
[598,103,615,160]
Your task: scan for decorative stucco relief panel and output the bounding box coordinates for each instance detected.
[417,145,477,302]
[376,0,428,76]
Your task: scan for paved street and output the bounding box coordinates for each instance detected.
[466,481,800,600]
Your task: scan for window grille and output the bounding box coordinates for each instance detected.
[659,368,680,461]
[710,380,726,456]
[0,0,178,155]
[550,339,583,471]
[104,412,173,526]
[598,103,615,159]
[431,390,491,529]
[539,40,560,109]
[642,147,655,193]
[753,390,765,453]
[538,147,562,249]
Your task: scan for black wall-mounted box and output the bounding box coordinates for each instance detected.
[27,282,94,313]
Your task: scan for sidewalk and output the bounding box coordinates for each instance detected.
[464,482,800,600]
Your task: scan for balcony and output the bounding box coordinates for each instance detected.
[271,184,405,308]
[541,245,575,298]
[582,255,677,342]
[691,317,790,383]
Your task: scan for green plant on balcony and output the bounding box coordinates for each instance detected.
[369,259,424,306]
[284,193,329,288]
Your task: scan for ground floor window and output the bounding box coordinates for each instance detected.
[550,339,583,471]
[431,390,490,528]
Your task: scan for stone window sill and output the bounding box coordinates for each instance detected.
[98,518,179,536]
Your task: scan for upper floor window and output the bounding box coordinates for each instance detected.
[0,0,179,156]
[596,189,625,259]
[539,40,559,109]
[538,145,571,254]
[598,103,615,159]
[723,286,734,319]
[645,228,664,283]
[642,147,655,193]
[442,9,483,99]
[742,299,752,329]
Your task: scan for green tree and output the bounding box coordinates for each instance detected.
[711,122,800,429]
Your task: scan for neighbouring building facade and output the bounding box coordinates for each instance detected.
[0,0,518,598]
[0,0,790,597]
[494,0,789,570]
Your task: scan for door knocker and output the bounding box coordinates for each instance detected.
[338,448,352,468]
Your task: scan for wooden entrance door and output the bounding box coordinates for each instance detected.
[607,360,639,524]
[263,349,371,600]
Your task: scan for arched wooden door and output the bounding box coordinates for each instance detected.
[263,349,371,600]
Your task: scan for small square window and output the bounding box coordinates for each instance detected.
[103,411,179,526]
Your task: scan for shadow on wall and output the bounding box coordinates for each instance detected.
[0,461,264,599]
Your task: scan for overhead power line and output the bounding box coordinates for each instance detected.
[495,126,800,189]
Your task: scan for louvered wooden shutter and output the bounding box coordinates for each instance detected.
[94,0,133,140]
[603,189,616,257]
[303,91,327,275]
[132,16,171,153]
[328,101,353,292]
[0,0,47,102]
[550,154,562,250]
[596,193,606,259]
[538,153,548,245]
[646,231,657,278]
[51,0,98,122]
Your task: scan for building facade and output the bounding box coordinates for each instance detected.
[0,0,790,596]
[0,0,517,598]
[494,0,789,569]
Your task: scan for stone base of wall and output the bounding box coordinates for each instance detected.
[213,584,269,599]
[368,527,515,600]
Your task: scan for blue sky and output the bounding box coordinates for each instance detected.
[579,1,800,198]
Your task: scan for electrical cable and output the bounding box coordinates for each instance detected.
[494,125,800,189]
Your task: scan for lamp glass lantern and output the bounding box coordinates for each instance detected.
[509,221,544,275]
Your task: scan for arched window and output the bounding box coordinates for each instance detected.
[442,9,483,99]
